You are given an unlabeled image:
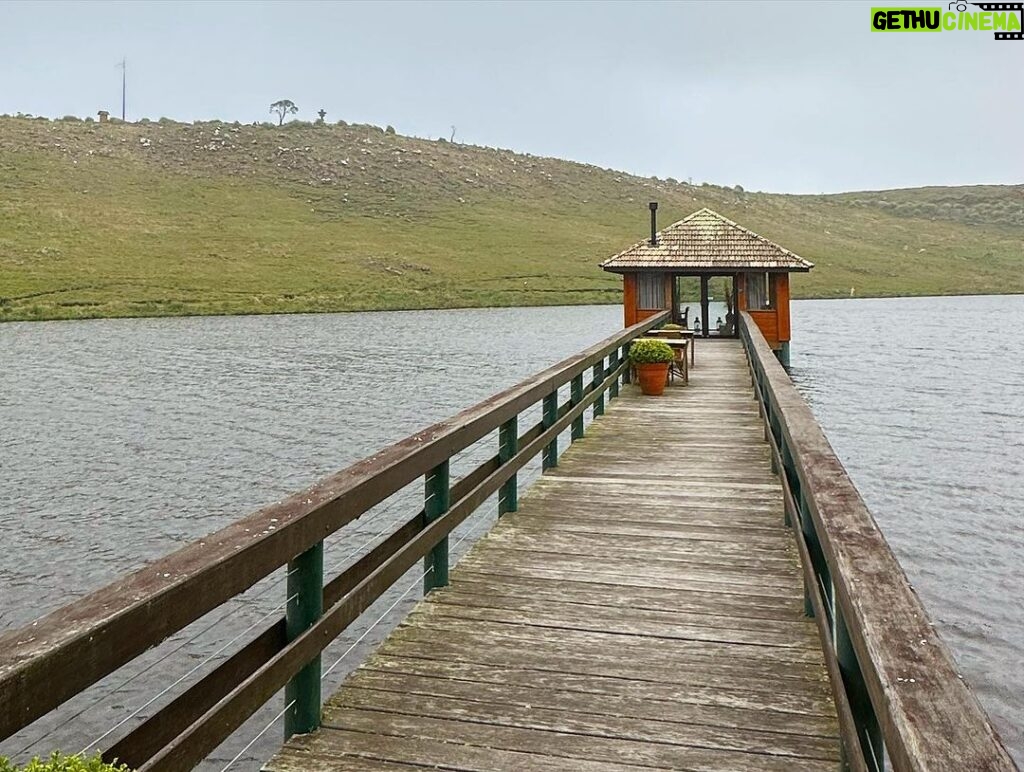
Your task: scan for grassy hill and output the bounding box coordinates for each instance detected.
[1,115,1021,322]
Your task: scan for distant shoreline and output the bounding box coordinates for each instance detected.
[4,291,1024,325]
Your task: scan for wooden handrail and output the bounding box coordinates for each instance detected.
[738,312,1015,771]
[0,310,668,764]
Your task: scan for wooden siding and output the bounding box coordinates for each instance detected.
[747,309,779,349]
[623,274,636,327]
[775,273,791,342]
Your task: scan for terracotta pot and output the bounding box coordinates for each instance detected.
[636,362,670,396]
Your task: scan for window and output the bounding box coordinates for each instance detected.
[638,273,665,310]
[746,272,774,309]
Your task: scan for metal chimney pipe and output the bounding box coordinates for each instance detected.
[649,202,658,246]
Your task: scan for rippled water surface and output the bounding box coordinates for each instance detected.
[2,298,1021,767]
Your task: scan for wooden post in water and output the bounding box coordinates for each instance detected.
[423,461,450,592]
[284,541,323,738]
[777,341,791,368]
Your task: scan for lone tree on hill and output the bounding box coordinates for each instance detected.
[269,99,298,125]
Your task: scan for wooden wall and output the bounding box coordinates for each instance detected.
[621,273,671,327]
[620,272,792,349]
[735,272,791,351]
[623,274,636,327]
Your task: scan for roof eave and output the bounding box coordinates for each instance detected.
[601,263,814,274]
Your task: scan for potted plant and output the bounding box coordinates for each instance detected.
[660,323,684,338]
[628,339,675,396]
[0,752,131,772]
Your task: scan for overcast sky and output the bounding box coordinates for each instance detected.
[2,0,1021,193]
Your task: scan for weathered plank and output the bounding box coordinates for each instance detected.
[425,591,819,646]
[361,654,834,716]
[313,708,836,772]
[342,668,838,738]
[325,690,840,760]
[268,340,840,771]
[266,727,658,772]
[451,572,806,617]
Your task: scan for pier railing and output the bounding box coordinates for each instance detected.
[738,311,1015,772]
[0,311,669,771]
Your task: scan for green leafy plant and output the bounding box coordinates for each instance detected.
[0,752,131,772]
[628,339,674,365]
[661,323,683,330]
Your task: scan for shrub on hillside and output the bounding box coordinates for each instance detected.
[385,125,396,135]
[61,115,81,122]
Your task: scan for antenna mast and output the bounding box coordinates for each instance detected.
[118,57,127,121]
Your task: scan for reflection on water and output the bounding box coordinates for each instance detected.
[1,297,1021,767]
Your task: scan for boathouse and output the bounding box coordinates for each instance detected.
[601,205,813,364]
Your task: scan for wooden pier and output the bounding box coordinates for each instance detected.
[269,341,840,771]
[0,312,1015,772]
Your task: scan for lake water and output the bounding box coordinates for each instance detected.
[1,297,1021,768]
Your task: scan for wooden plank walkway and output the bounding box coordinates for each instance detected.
[267,340,839,772]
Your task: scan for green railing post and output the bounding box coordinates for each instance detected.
[423,460,450,593]
[781,441,797,528]
[836,604,884,771]
[542,391,558,469]
[609,352,620,400]
[498,415,518,515]
[593,361,605,417]
[570,373,584,441]
[622,344,632,384]
[799,494,816,619]
[284,541,323,738]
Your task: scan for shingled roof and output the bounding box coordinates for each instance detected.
[601,208,814,273]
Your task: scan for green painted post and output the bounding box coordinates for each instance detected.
[609,352,620,400]
[423,460,450,593]
[781,441,796,528]
[284,541,323,738]
[571,374,584,440]
[593,361,605,417]
[622,345,632,384]
[798,491,816,619]
[836,604,884,770]
[542,392,558,469]
[498,415,518,515]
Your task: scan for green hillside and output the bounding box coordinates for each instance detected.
[1,115,1021,322]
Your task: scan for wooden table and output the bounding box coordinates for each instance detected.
[646,329,696,366]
